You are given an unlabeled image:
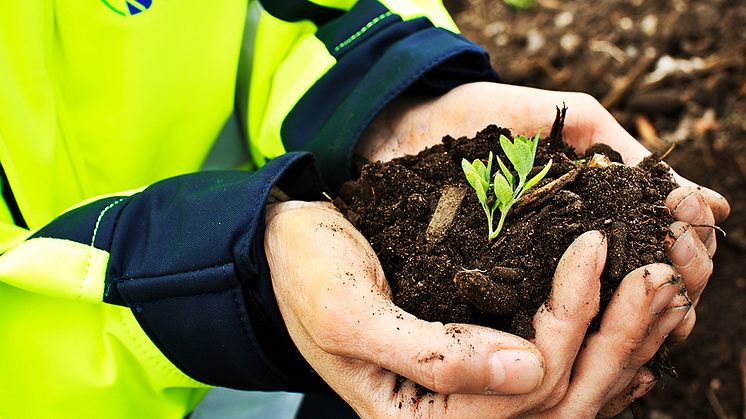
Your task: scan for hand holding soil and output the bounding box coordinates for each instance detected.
[357,81,728,345]
[263,82,728,418]
[264,201,704,417]
[342,81,729,415]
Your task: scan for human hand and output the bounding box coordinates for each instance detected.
[264,201,680,417]
[359,81,728,333]
[357,81,730,412]
[357,82,728,222]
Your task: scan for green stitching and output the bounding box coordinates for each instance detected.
[91,198,125,247]
[101,0,126,16]
[333,11,393,53]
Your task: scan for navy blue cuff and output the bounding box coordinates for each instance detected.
[36,152,328,391]
[281,0,498,191]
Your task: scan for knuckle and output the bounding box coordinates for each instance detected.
[309,309,355,354]
[422,357,462,394]
[600,329,646,358]
[541,382,570,410]
[312,325,347,354]
[571,91,600,107]
[531,376,570,411]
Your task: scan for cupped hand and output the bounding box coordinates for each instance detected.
[359,82,728,347]
[358,82,729,223]
[264,201,681,417]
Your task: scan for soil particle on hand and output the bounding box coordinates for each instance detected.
[418,352,445,363]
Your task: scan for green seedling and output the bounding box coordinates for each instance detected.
[461,130,552,241]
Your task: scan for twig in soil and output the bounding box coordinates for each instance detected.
[549,105,567,143]
[658,143,677,162]
[602,52,659,109]
[426,186,467,244]
[512,168,580,216]
[705,378,730,419]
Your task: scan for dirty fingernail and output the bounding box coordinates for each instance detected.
[670,229,698,267]
[673,192,701,222]
[489,350,543,394]
[651,276,681,314]
[658,305,690,336]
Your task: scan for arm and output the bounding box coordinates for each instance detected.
[1,2,498,416]
[0,153,328,418]
[246,0,498,190]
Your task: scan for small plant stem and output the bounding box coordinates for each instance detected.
[482,204,494,241]
[490,208,510,241]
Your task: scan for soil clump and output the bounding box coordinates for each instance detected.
[337,112,676,344]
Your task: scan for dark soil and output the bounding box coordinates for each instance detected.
[444,1,746,417]
[338,113,676,351]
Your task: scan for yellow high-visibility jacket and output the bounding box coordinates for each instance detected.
[0,0,496,417]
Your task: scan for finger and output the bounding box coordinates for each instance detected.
[598,368,657,417]
[666,187,717,254]
[700,187,731,223]
[671,175,731,223]
[324,303,546,396]
[669,222,714,303]
[549,264,679,415]
[602,290,691,402]
[435,231,608,418]
[267,205,545,396]
[669,306,696,344]
[524,231,606,410]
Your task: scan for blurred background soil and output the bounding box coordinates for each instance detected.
[445,0,746,417]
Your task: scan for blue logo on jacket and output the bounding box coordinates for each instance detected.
[102,0,153,16]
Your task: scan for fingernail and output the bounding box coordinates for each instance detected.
[673,192,701,221]
[658,305,690,336]
[670,229,698,267]
[489,350,543,394]
[651,276,682,314]
[682,306,693,322]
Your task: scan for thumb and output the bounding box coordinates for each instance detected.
[267,204,545,396]
[331,297,546,396]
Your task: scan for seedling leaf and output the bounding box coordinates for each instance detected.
[512,136,533,180]
[486,152,494,183]
[465,171,487,204]
[462,128,547,242]
[472,159,488,182]
[495,155,514,187]
[499,135,516,165]
[493,173,513,206]
[530,128,542,157]
[523,159,553,193]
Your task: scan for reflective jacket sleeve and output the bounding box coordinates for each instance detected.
[1,1,499,417]
[0,153,327,418]
[247,0,499,190]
